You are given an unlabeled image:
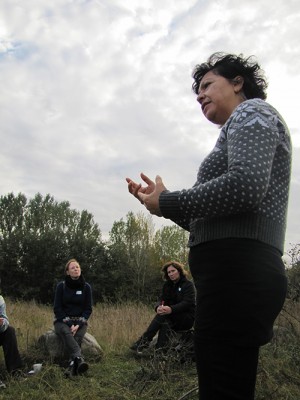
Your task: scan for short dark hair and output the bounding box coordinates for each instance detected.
[161,261,188,280]
[192,52,268,100]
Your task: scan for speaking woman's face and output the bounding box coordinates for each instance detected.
[197,70,244,126]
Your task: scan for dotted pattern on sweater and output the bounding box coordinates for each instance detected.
[159,99,292,251]
[178,99,291,222]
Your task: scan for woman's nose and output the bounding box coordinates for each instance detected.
[197,91,204,103]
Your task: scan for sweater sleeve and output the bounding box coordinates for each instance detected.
[159,100,284,224]
[0,296,9,333]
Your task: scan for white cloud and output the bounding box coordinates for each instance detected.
[0,0,299,254]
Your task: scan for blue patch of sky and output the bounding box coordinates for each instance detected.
[0,41,38,62]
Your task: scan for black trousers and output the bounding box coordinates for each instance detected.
[189,238,287,400]
[0,326,23,373]
[54,322,87,360]
[195,342,259,400]
[143,312,194,348]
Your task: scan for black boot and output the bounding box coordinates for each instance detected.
[64,359,77,378]
[75,357,89,375]
[129,337,151,352]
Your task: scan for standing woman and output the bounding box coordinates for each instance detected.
[54,259,92,376]
[126,53,292,399]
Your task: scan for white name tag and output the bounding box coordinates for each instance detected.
[76,290,82,295]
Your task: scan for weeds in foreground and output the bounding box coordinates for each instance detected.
[0,299,299,399]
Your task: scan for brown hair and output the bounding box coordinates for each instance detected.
[65,258,80,274]
[161,261,188,281]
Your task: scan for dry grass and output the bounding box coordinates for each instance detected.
[0,299,198,400]
[6,299,154,353]
[278,298,300,334]
[1,298,300,400]
[89,302,154,351]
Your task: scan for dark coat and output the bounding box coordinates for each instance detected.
[53,278,93,327]
[156,276,196,320]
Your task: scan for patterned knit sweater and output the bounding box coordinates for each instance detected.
[159,99,292,254]
[0,296,9,333]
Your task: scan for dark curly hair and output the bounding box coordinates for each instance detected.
[192,52,268,100]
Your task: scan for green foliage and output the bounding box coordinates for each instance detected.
[0,192,106,303]
[153,225,189,266]
[108,212,162,302]
[2,329,300,400]
[286,244,300,301]
[1,300,300,400]
[0,353,198,400]
[255,327,300,399]
[0,192,190,305]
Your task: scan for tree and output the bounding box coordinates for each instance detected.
[0,192,192,304]
[0,192,107,303]
[108,212,161,302]
[286,243,300,301]
[153,225,189,266]
[0,193,27,294]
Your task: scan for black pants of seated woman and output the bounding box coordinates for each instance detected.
[189,238,287,400]
[142,312,194,349]
[0,326,23,373]
[54,322,87,360]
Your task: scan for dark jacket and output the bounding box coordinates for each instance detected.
[53,276,93,327]
[156,276,196,319]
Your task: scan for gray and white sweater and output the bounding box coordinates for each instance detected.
[0,295,9,333]
[159,99,292,254]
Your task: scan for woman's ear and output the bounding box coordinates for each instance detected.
[233,76,244,93]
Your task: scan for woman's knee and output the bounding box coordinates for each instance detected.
[3,325,16,338]
[54,323,70,336]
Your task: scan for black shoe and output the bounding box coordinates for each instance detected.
[11,369,23,377]
[64,360,77,378]
[75,357,89,375]
[130,338,151,352]
[11,369,27,380]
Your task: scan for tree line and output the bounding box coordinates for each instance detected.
[0,192,189,304]
[1,192,299,305]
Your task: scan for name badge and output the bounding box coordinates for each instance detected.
[76,290,82,295]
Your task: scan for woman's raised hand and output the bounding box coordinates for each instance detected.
[126,173,167,216]
[126,173,155,203]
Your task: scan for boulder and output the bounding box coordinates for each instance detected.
[38,329,104,362]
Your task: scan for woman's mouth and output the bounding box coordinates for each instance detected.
[202,101,210,112]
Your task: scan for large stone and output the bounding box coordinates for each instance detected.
[38,329,104,362]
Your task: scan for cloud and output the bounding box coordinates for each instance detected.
[0,0,299,253]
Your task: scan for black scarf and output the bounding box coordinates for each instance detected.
[65,274,86,290]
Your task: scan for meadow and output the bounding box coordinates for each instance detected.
[0,298,299,400]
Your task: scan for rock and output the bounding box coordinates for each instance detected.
[272,325,295,344]
[38,329,104,362]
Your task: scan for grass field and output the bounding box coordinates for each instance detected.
[0,299,299,399]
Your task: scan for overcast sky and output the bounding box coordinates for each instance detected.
[1,0,299,258]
